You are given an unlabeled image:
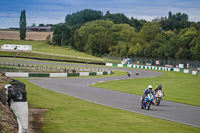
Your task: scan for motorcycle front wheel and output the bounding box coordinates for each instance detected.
[156,97,161,106]
[146,101,151,110]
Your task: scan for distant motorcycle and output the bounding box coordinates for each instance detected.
[141,93,155,110]
[154,90,164,106]
[135,72,139,75]
[127,72,131,77]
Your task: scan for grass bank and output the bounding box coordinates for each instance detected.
[91,70,200,106]
[0,39,103,63]
[15,78,200,133]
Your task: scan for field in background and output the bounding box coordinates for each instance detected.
[0,30,52,40]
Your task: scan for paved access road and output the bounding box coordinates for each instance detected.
[1,58,200,128]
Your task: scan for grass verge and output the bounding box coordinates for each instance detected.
[14,78,200,133]
[91,70,200,106]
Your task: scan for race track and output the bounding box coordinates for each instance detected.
[1,58,200,128]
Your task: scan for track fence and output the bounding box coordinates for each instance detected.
[103,56,200,70]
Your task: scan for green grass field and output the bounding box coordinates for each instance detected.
[92,70,200,106]
[15,78,200,133]
[0,39,103,62]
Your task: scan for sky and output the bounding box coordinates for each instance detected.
[0,0,200,29]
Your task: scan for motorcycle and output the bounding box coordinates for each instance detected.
[141,93,155,110]
[154,90,164,106]
[127,72,131,77]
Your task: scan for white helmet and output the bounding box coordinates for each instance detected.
[148,85,152,90]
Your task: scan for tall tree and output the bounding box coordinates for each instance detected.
[19,10,26,40]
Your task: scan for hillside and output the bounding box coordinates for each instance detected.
[0,39,103,63]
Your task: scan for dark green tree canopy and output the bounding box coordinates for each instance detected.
[159,11,190,31]
[104,11,129,24]
[52,9,200,61]
[52,23,71,46]
[19,10,26,40]
[65,9,103,26]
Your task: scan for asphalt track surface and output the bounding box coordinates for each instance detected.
[1,58,200,128]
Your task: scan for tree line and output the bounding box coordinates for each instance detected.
[51,9,200,61]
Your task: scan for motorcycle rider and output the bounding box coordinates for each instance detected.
[141,85,155,108]
[154,84,165,96]
[141,85,154,101]
[127,71,131,77]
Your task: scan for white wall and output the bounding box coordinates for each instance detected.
[5,72,29,77]
[79,72,89,76]
[50,73,67,77]
[10,101,28,132]
[1,44,32,51]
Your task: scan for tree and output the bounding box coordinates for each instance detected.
[65,9,103,26]
[109,24,136,42]
[51,9,200,60]
[189,34,200,60]
[131,18,146,31]
[19,10,26,40]
[31,23,36,27]
[39,24,44,27]
[52,23,71,46]
[139,22,161,43]
[74,20,114,55]
[87,32,113,56]
[174,27,199,59]
[159,11,190,31]
[104,12,129,24]
[162,31,178,58]
[133,43,144,56]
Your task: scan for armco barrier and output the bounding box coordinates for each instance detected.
[106,63,200,76]
[103,72,108,75]
[29,73,50,77]
[5,71,112,77]
[89,72,96,76]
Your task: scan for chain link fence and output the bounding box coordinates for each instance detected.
[103,56,200,70]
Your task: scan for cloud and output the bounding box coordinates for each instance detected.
[0,0,200,28]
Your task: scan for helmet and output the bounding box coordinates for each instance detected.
[158,84,162,89]
[148,85,152,90]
